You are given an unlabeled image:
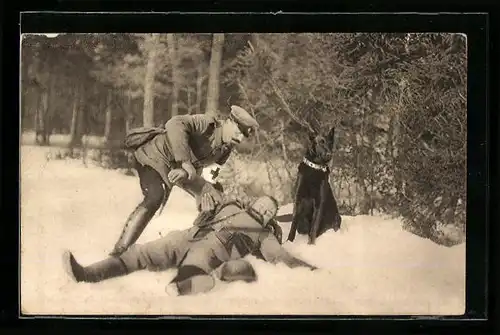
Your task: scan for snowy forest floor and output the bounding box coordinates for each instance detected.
[20,145,465,316]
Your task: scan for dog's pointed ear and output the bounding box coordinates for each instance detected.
[327,127,336,146]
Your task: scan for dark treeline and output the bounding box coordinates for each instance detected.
[20,33,467,246]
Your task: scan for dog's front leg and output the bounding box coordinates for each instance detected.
[309,181,328,245]
[288,197,307,242]
[287,210,299,242]
[308,205,323,245]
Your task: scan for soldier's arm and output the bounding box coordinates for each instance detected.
[164,115,215,163]
[259,234,317,270]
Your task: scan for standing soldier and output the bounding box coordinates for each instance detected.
[109,105,259,257]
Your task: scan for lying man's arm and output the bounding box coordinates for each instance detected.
[258,233,317,270]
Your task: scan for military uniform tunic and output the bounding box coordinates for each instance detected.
[133,114,232,188]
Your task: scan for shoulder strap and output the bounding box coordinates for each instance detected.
[194,202,246,228]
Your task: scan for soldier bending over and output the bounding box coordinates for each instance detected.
[109,105,259,257]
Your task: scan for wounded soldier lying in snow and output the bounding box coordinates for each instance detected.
[63,194,317,296]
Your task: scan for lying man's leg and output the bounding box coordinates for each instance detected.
[164,239,222,296]
[163,237,257,296]
[165,260,257,296]
[64,231,188,283]
[119,230,189,272]
[63,251,128,283]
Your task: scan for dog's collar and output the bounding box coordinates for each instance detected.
[302,157,328,172]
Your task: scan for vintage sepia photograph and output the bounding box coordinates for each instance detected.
[20,32,467,316]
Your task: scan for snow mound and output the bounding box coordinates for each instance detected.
[20,145,465,316]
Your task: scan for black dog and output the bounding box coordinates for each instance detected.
[286,127,342,245]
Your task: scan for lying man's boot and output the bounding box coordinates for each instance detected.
[63,250,128,283]
[109,205,155,257]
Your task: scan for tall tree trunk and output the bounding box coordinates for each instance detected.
[391,79,404,195]
[125,95,132,133]
[29,90,38,131]
[369,134,376,215]
[196,63,204,114]
[43,71,59,145]
[205,33,225,116]
[104,89,113,142]
[76,82,87,146]
[21,60,29,124]
[166,33,179,117]
[38,88,49,145]
[69,92,78,144]
[186,87,193,114]
[143,33,159,127]
[34,90,44,145]
[36,61,55,146]
[69,83,82,147]
[24,88,33,131]
[356,107,370,215]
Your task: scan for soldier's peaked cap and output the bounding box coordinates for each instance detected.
[230,105,259,130]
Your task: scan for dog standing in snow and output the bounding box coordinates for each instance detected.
[286,126,342,245]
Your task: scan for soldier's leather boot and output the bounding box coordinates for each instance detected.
[62,250,128,283]
[109,205,155,257]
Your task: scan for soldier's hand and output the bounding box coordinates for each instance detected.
[198,183,223,213]
[168,168,188,184]
[181,162,197,181]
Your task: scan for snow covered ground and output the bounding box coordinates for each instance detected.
[20,145,465,316]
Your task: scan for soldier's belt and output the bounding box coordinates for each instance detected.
[194,226,265,244]
[214,228,257,258]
